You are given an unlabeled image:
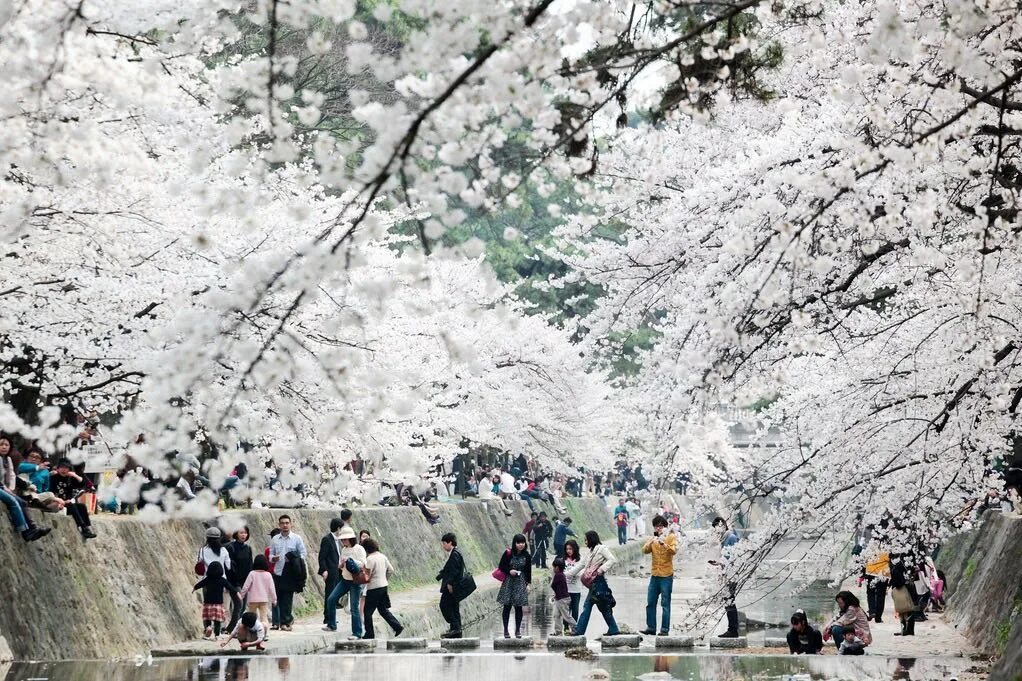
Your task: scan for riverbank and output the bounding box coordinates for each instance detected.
[0,496,619,661]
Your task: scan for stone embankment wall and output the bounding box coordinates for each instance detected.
[0,497,618,661]
[938,511,1022,681]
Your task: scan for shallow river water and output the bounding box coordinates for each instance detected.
[2,652,971,681]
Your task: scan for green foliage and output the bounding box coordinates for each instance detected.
[964,556,979,580]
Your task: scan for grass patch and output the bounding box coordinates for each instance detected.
[964,556,979,580]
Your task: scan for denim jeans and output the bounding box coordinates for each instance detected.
[646,575,673,633]
[569,592,581,621]
[617,525,627,545]
[574,577,619,635]
[0,488,28,532]
[830,624,848,649]
[325,579,363,635]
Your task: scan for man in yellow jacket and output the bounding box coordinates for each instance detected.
[641,515,678,635]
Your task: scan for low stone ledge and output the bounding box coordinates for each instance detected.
[600,634,642,648]
[654,636,694,648]
[493,636,533,649]
[387,637,428,650]
[763,637,788,648]
[442,637,480,649]
[709,636,748,648]
[547,635,588,648]
[334,639,376,652]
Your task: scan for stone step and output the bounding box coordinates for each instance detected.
[493,636,533,649]
[442,637,480,649]
[764,637,788,648]
[600,634,642,648]
[334,639,376,652]
[709,636,748,648]
[546,635,588,648]
[387,637,428,650]
[654,636,695,648]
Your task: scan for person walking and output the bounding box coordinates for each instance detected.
[710,516,741,638]
[562,539,584,622]
[225,527,253,633]
[572,530,621,637]
[641,515,677,636]
[532,512,552,568]
[437,532,465,638]
[613,498,629,545]
[198,527,232,574]
[361,538,403,639]
[496,533,532,638]
[318,518,343,626]
[550,557,578,635]
[890,553,918,637]
[269,514,307,631]
[240,554,277,635]
[553,516,576,559]
[786,610,824,654]
[323,526,366,637]
[193,561,238,640]
[864,551,890,623]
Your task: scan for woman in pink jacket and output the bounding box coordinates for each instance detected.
[241,554,277,634]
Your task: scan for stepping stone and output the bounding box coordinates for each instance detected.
[547,635,587,648]
[600,634,642,648]
[335,639,375,651]
[387,637,427,650]
[493,636,533,649]
[443,637,480,649]
[709,636,748,648]
[764,637,788,648]
[654,636,694,648]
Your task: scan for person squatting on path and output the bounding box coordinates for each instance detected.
[562,539,584,623]
[641,515,678,636]
[437,532,466,638]
[318,518,343,626]
[572,530,621,636]
[240,554,276,635]
[786,610,824,654]
[496,533,532,638]
[550,557,578,634]
[361,538,403,639]
[269,514,307,630]
[324,525,366,636]
[710,516,740,638]
[221,611,266,651]
[823,590,872,651]
[194,561,238,640]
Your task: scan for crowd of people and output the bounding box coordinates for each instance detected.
[1,434,99,542]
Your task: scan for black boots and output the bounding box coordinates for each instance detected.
[21,526,51,542]
[718,605,740,638]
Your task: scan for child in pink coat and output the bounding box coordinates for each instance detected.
[241,554,277,633]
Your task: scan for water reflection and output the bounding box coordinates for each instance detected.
[2,653,970,681]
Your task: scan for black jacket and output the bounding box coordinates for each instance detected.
[786,626,823,654]
[280,552,307,593]
[533,519,553,542]
[51,473,89,501]
[194,575,238,605]
[318,533,340,583]
[437,548,465,589]
[498,549,532,584]
[226,540,253,587]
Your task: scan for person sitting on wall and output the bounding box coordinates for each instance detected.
[50,458,97,539]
